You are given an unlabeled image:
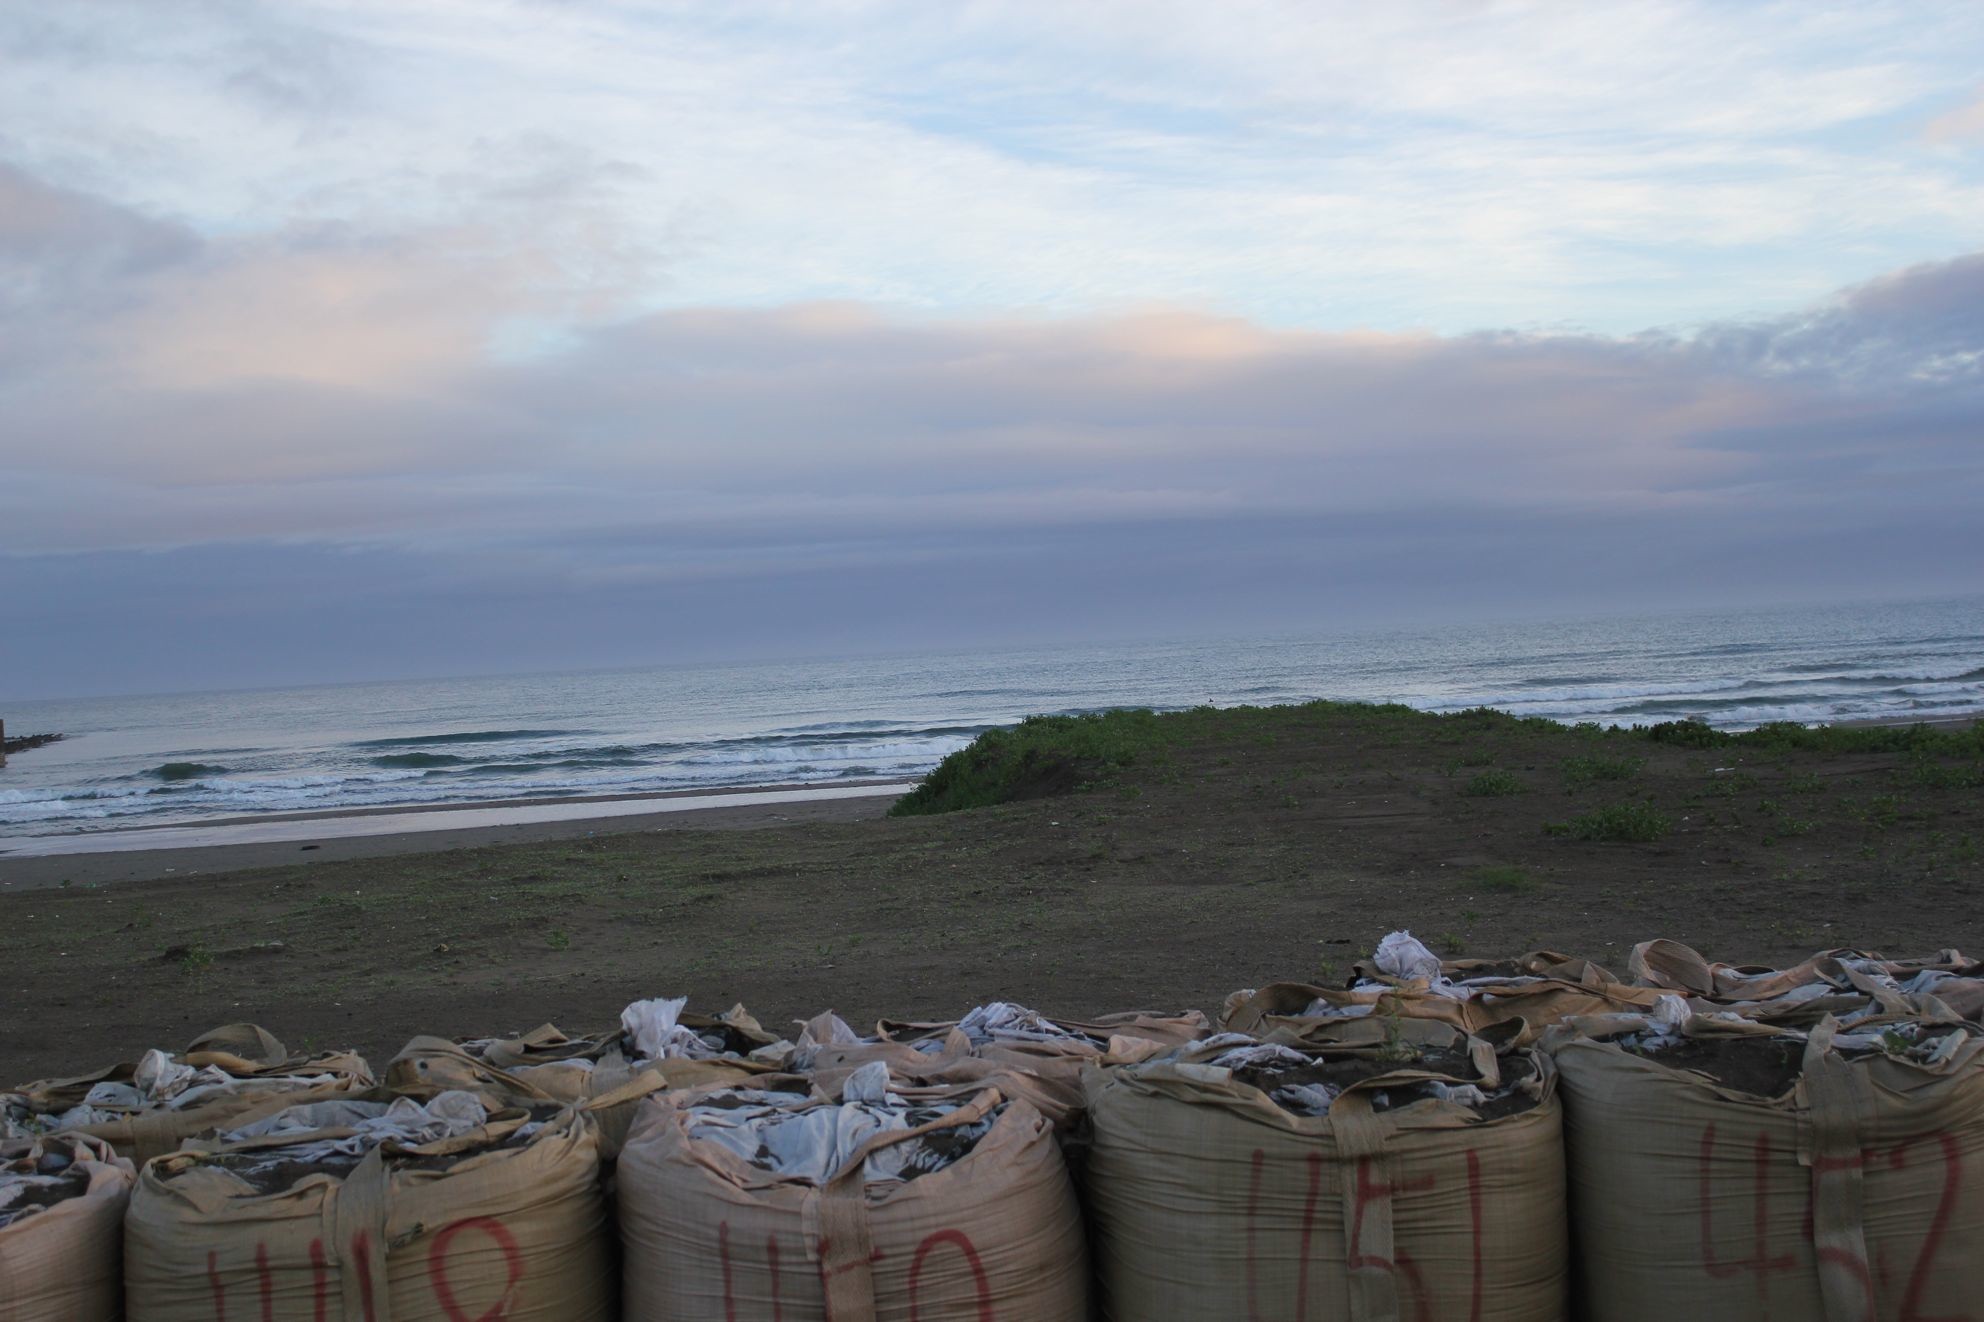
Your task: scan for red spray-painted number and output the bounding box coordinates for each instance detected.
[425,1217,526,1322]
[717,1221,787,1322]
[206,1219,524,1322]
[907,1229,994,1322]
[208,1240,331,1322]
[1696,1123,1972,1322]
[1882,1133,1968,1322]
[1346,1155,1437,1322]
[1241,1148,1482,1322]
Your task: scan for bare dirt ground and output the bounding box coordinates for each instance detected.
[4,705,1980,1079]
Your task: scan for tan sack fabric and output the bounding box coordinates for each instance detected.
[1619,939,1984,1027]
[469,1000,783,1073]
[1221,976,1665,1048]
[124,1094,609,1322]
[798,1003,1208,1128]
[1555,1013,1984,1322]
[617,1072,1089,1320]
[384,1056,773,1164]
[4,1025,373,1165]
[397,999,783,1159]
[1083,1024,1567,1321]
[1225,930,1663,1047]
[0,1134,135,1322]
[873,1006,1208,1052]
[1627,939,1968,998]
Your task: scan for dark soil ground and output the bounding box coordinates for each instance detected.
[3,704,1981,1081]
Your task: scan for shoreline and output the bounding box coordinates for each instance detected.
[0,782,912,890]
[16,776,909,834]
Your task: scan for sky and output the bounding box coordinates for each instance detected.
[2,1,1982,700]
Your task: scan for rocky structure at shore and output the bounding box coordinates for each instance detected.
[1,730,64,758]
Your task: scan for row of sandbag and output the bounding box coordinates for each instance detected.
[12,933,1984,1322]
[1,1000,1206,1322]
[18,1008,1980,1322]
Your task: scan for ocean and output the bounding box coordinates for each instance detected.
[2,595,1979,842]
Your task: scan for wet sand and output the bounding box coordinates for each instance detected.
[0,783,908,891]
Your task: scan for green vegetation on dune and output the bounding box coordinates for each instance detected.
[889,710,1187,816]
[1546,801,1673,842]
[891,701,1445,816]
[897,703,1983,818]
[1462,769,1525,797]
[1645,717,1984,756]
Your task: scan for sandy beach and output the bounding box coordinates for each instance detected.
[0,782,907,890]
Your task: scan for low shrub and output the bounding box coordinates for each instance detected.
[1547,801,1672,842]
[1561,755,1644,787]
[1463,770,1525,797]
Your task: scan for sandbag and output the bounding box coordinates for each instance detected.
[1555,1012,1984,1321]
[617,1070,1088,1320]
[124,1092,609,1322]
[1083,1022,1567,1321]
[394,998,784,1158]
[0,1134,135,1322]
[1625,938,1980,1025]
[3,1025,373,1165]
[1225,932,1665,1048]
[797,1003,1208,1128]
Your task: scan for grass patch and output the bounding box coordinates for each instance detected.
[1473,864,1539,894]
[1462,770,1525,797]
[1546,802,1672,842]
[1561,755,1643,787]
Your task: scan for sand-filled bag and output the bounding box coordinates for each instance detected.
[1625,937,1981,1026]
[123,1091,608,1322]
[617,1064,1088,1321]
[3,1025,373,1165]
[1,1134,136,1322]
[1224,930,1665,1047]
[1554,1011,1984,1322]
[794,1002,1207,1128]
[388,997,783,1158]
[1083,1020,1566,1321]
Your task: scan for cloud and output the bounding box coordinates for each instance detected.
[2,2,1982,334]
[1,160,1979,581]
[1926,88,1984,142]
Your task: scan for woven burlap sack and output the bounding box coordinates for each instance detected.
[398,1004,783,1160]
[798,1027,1097,1129]
[384,1034,772,1160]
[802,1008,1206,1129]
[6,1026,373,1165]
[1349,947,1623,987]
[1628,940,1969,999]
[1223,976,1663,1047]
[1556,1015,1984,1322]
[1083,1029,1567,1321]
[473,1003,784,1072]
[873,1008,1207,1054]
[124,1105,609,1322]
[617,1083,1088,1321]
[0,1134,135,1322]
